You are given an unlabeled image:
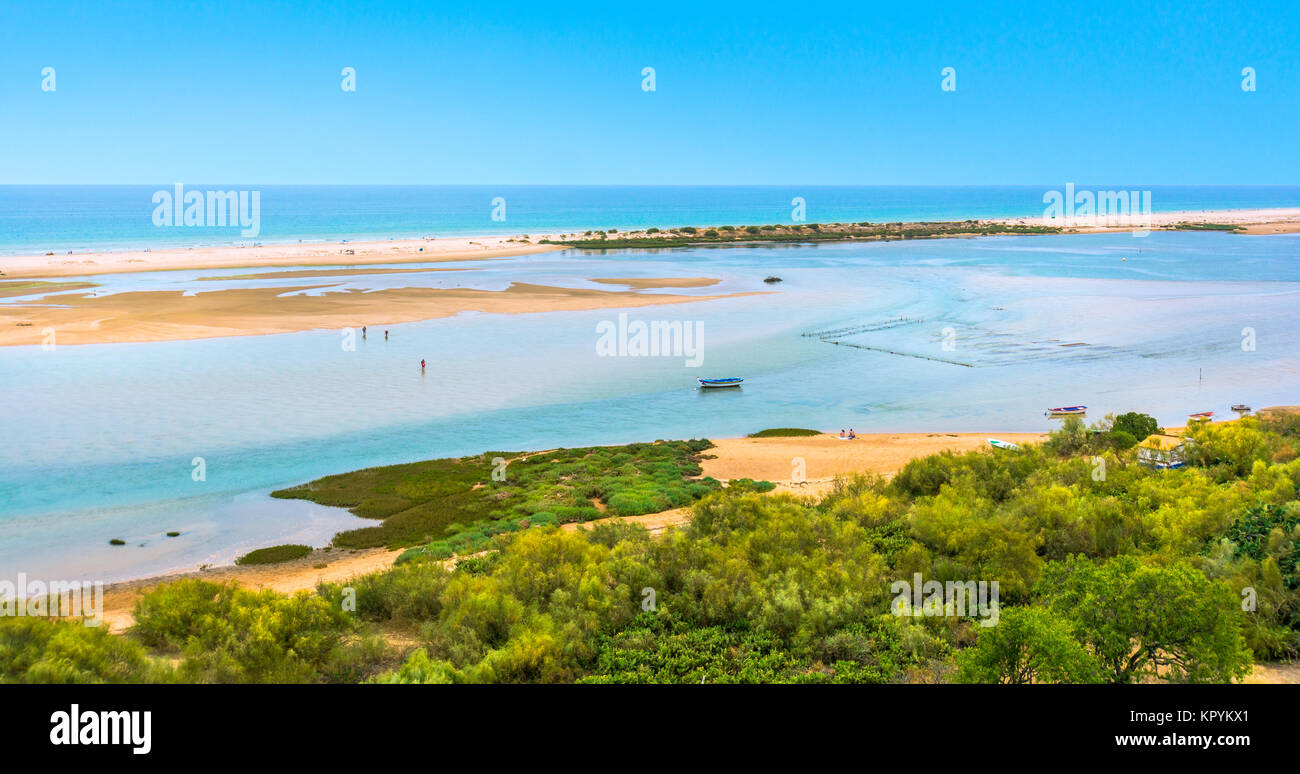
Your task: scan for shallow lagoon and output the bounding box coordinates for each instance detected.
[2,231,1298,581]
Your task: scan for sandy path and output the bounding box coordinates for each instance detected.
[98,547,402,633]
[560,507,693,536]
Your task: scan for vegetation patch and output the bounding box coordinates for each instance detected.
[748,428,822,437]
[272,440,722,551]
[234,544,312,565]
[1169,222,1246,231]
[8,414,1300,684]
[540,220,1062,250]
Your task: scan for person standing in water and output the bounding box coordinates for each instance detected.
[420,359,426,371]
[385,330,389,340]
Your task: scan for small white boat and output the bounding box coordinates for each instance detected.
[1188,411,1214,421]
[988,439,1021,450]
[698,377,743,389]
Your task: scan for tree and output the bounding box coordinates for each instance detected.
[1112,412,1159,441]
[1039,556,1252,683]
[955,607,1101,683]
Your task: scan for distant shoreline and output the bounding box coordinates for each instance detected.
[3,206,1299,280]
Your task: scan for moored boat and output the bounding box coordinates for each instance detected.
[1045,405,1087,416]
[1187,411,1214,421]
[698,377,744,389]
[1231,404,1251,413]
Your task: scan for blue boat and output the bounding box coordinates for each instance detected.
[698,377,744,389]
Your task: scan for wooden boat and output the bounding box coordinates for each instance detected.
[1187,411,1214,421]
[698,377,743,389]
[1045,405,1087,416]
[988,439,1021,450]
[1231,404,1251,412]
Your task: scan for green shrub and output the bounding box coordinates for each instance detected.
[726,478,776,493]
[748,428,821,437]
[0,617,164,684]
[322,561,452,622]
[235,544,311,565]
[131,580,348,683]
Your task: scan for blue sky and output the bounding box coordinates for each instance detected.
[0,0,1296,184]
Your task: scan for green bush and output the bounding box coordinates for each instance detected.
[322,560,452,621]
[0,617,164,684]
[131,580,349,683]
[235,544,311,565]
[748,428,821,437]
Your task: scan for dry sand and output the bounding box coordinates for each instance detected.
[700,432,1050,497]
[561,507,694,536]
[998,206,1300,235]
[194,266,474,281]
[0,280,761,347]
[0,235,560,280]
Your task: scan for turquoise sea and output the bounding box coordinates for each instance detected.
[1,187,1298,582]
[3,184,1300,255]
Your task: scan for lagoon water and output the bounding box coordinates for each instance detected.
[2,230,1300,581]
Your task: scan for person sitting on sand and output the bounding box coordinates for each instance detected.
[839,429,846,438]
[848,429,856,440]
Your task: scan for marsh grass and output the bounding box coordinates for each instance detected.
[272,440,721,552]
[748,428,822,437]
[234,544,312,565]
